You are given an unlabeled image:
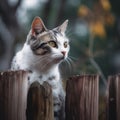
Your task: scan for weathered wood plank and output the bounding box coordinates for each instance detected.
[65,75,99,120]
[26,81,54,120]
[0,70,28,120]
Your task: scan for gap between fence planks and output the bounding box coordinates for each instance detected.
[65,75,99,120]
[106,74,120,120]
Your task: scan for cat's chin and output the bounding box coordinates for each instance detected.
[54,56,65,63]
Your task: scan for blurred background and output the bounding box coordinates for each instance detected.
[0,0,120,119]
[0,0,120,86]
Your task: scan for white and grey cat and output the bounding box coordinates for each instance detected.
[11,17,70,120]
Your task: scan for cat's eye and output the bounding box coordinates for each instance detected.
[64,42,68,48]
[48,41,57,48]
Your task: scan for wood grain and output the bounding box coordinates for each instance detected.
[26,81,54,120]
[65,75,99,120]
[0,70,28,120]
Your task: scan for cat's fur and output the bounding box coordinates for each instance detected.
[11,17,70,120]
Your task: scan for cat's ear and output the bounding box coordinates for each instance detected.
[31,17,47,36]
[57,20,68,34]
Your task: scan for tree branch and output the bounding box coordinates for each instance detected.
[13,0,22,10]
[0,0,22,70]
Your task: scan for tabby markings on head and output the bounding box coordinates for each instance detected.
[26,17,69,59]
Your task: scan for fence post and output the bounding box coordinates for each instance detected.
[26,81,54,120]
[106,74,120,120]
[65,75,99,120]
[0,70,28,120]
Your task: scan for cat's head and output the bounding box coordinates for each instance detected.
[26,17,70,66]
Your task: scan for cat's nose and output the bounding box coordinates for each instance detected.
[61,51,66,56]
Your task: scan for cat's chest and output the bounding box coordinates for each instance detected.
[28,71,60,89]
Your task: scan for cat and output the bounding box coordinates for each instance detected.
[11,16,70,120]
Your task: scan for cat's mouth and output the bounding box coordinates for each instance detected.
[54,55,65,63]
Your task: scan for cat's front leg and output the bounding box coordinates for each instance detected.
[53,93,65,120]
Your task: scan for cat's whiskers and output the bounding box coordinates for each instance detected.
[39,53,66,71]
[66,57,74,70]
[69,56,78,61]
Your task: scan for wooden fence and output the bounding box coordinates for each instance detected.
[0,70,119,120]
